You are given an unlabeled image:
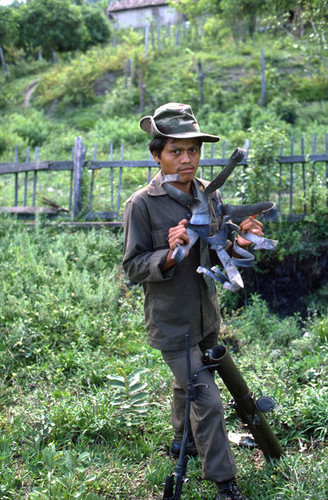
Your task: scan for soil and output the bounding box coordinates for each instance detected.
[245,243,328,317]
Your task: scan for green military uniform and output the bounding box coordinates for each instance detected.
[123,171,237,482]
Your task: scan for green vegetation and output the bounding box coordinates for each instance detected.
[0,3,327,498]
[0,218,327,499]
[0,3,327,162]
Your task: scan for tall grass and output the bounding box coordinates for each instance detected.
[0,218,327,499]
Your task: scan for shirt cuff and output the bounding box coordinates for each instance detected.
[149,249,176,281]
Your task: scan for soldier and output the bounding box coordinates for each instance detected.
[123,103,263,500]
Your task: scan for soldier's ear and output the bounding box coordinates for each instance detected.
[152,151,161,164]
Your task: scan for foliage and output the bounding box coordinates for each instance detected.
[291,71,328,101]
[16,0,89,58]
[29,444,100,500]
[0,5,19,51]
[0,14,328,500]
[0,221,327,499]
[107,368,149,430]
[80,3,112,50]
[243,124,286,203]
[36,46,125,107]
[11,110,50,147]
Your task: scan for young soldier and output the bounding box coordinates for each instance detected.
[123,103,263,500]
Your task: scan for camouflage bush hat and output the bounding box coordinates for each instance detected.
[139,102,220,143]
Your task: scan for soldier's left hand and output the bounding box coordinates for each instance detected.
[237,215,263,248]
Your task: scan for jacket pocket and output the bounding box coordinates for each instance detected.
[151,229,169,250]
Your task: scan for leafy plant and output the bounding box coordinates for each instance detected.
[243,124,286,203]
[29,444,101,499]
[107,368,149,430]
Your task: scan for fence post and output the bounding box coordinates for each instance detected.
[145,23,150,57]
[0,47,7,74]
[72,136,85,220]
[260,46,266,107]
[198,59,204,108]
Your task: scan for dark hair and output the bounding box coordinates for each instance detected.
[148,136,203,159]
[148,137,168,159]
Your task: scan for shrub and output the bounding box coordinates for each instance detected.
[102,79,140,117]
[268,95,301,124]
[244,124,286,203]
[11,110,49,147]
[291,73,328,102]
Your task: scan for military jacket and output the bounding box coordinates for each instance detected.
[123,170,224,351]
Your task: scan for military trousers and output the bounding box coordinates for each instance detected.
[161,335,237,483]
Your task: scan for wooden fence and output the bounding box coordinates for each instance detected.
[0,134,327,226]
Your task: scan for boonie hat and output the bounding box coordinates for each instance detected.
[140,102,220,143]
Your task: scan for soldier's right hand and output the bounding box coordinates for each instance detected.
[167,219,190,252]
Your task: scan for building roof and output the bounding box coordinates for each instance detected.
[107,0,169,13]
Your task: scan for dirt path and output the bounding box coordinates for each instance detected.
[24,80,39,108]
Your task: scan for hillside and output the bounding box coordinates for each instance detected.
[1,27,328,163]
[1,22,328,500]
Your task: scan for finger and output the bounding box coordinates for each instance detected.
[168,230,190,248]
[240,218,263,232]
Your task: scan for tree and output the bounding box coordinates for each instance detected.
[0,5,19,50]
[16,0,89,57]
[81,4,111,49]
[170,0,266,43]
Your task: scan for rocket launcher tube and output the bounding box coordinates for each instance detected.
[203,345,284,460]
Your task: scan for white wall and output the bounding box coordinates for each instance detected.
[111,5,182,29]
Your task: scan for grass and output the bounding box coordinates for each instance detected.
[0,20,327,499]
[0,217,327,499]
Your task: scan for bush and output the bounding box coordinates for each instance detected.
[11,110,49,147]
[291,73,328,102]
[36,46,125,107]
[268,95,301,124]
[81,4,111,50]
[102,79,140,117]
[244,124,286,203]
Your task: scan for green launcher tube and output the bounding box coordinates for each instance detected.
[203,345,284,460]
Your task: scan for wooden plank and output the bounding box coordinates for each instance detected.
[278,144,283,214]
[69,148,74,212]
[87,158,246,170]
[0,206,64,214]
[326,133,328,209]
[22,220,123,229]
[301,138,307,215]
[0,160,73,175]
[277,155,306,164]
[308,153,328,162]
[32,147,39,207]
[110,140,114,210]
[14,145,18,206]
[289,136,294,215]
[24,148,29,206]
[88,143,97,212]
[0,161,52,174]
[116,143,124,215]
[85,211,117,221]
[72,137,85,220]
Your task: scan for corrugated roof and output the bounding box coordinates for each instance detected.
[107,0,168,12]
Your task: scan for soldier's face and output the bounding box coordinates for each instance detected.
[152,138,201,185]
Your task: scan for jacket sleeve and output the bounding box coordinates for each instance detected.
[122,197,176,283]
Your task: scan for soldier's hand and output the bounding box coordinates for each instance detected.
[168,219,190,253]
[237,215,263,248]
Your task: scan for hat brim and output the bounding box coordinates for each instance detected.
[140,116,220,143]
